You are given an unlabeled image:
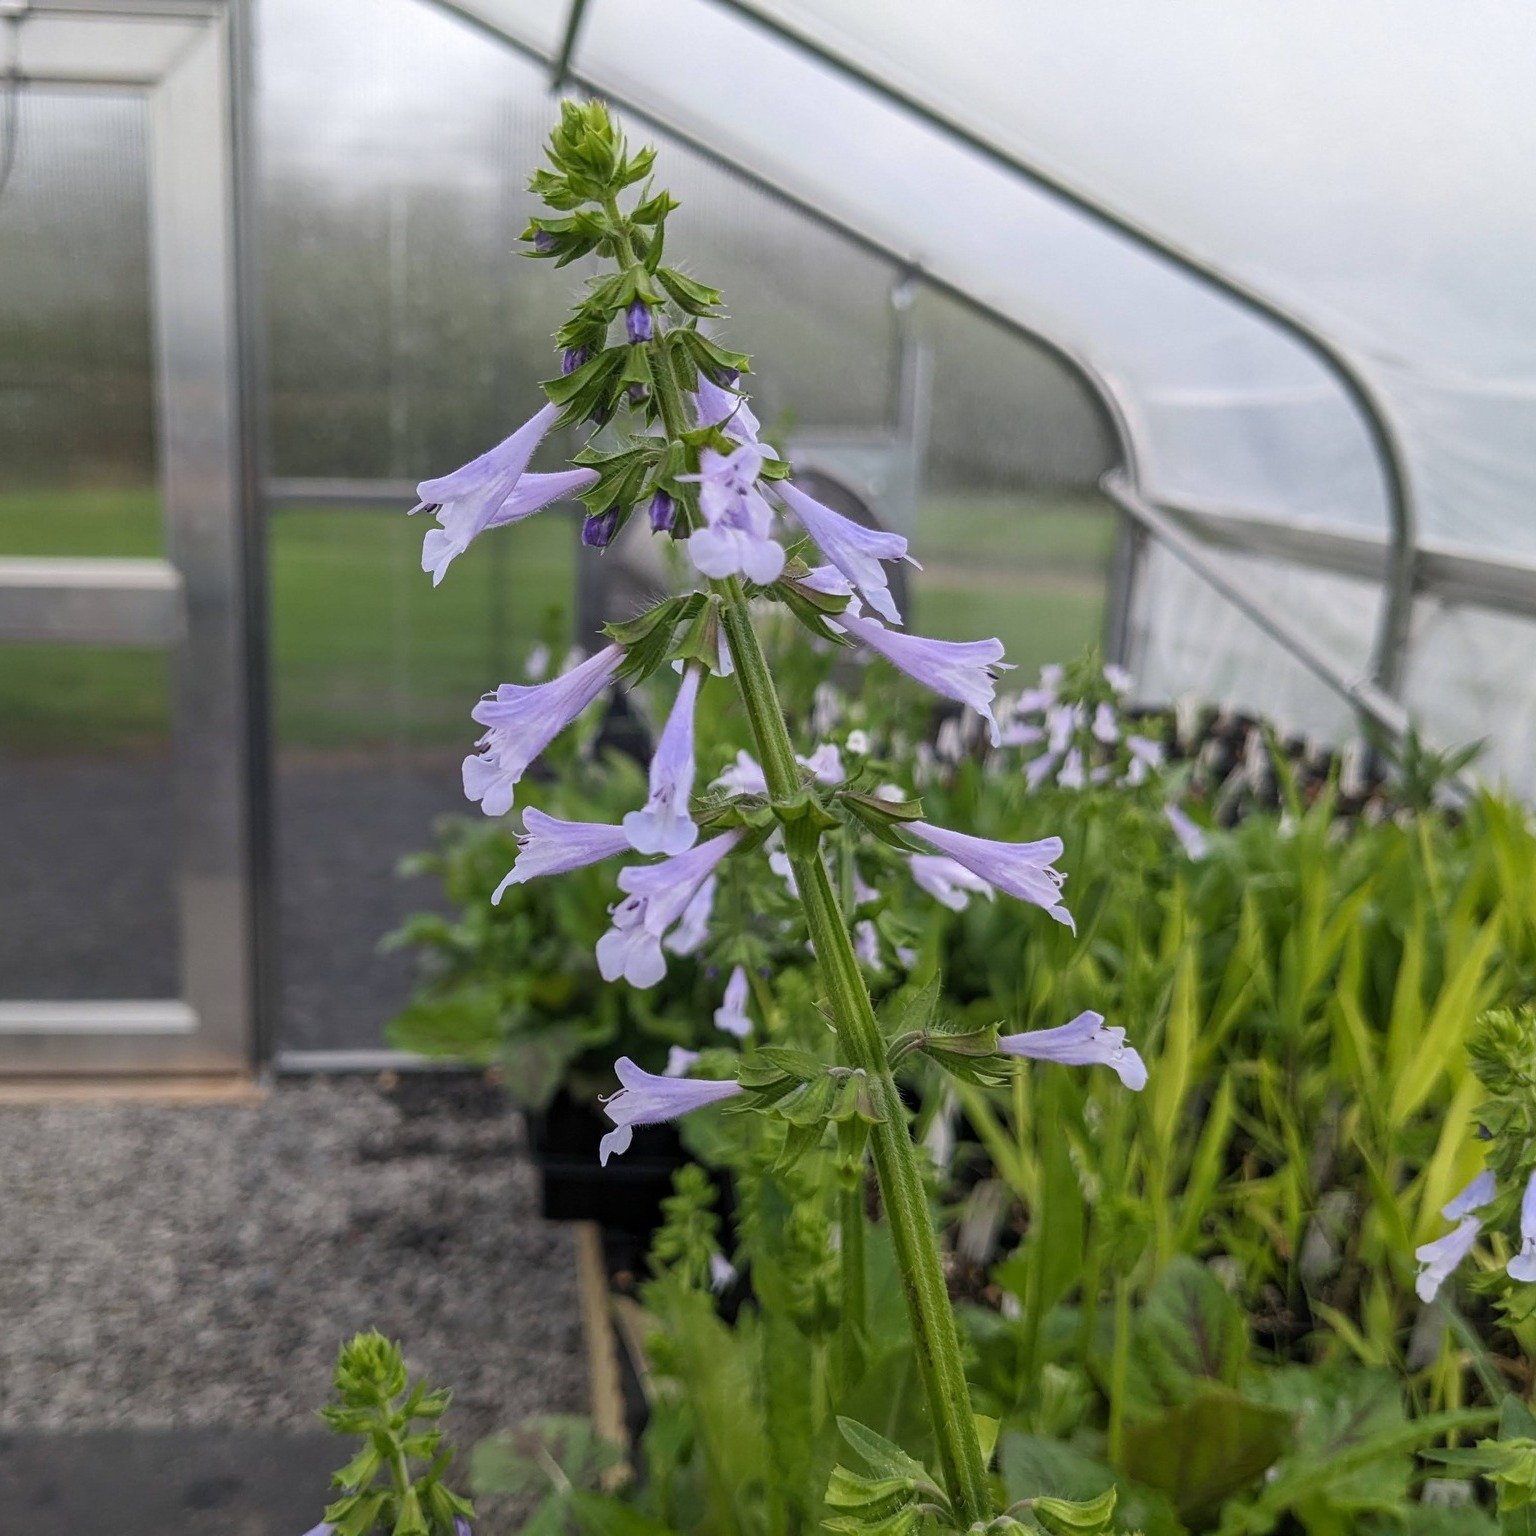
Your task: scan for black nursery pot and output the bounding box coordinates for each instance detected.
[527,1089,687,1236]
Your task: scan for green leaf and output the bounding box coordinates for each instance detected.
[1119,1384,1292,1529]
[1032,1486,1119,1535]
[836,1417,939,1491]
[1136,1256,1248,1396]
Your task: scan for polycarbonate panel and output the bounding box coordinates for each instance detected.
[0,90,157,543]
[744,1,1536,560]
[1125,542,1376,746]
[449,0,1390,538]
[1404,602,1536,797]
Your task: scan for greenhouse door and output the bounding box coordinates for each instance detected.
[0,3,259,1074]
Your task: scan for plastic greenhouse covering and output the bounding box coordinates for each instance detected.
[435,0,1536,793]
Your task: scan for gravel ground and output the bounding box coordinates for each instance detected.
[0,1076,586,1525]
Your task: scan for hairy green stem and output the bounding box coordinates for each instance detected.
[839,1179,867,1392]
[718,581,992,1525]
[617,223,990,1518]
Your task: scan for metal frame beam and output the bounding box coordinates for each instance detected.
[701,0,1419,701]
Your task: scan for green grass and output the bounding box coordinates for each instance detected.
[914,490,1115,680]
[0,487,1114,752]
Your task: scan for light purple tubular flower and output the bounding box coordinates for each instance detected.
[619,830,742,936]
[1508,1169,1536,1283]
[455,1520,474,1536]
[838,612,1009,746]
[624,666,702,856]
[1165,804,1209,860]
[913,820,1073,930]
[412,402,597,585]
[798,742,845,785]
[1444,1169,1497,1221]
[713,749,768,797]
[597,831,743,987]
[768,842,799,897]
[1057,748,1086,790]
[908,853,994,913]
[299,1525,335,1536]
[800,563,855,600]
[664,874,716,956]
[599,1055,744,1165]
[493,809,631,902]
[562,345,589,375]
[714,964,753,1038]
[626,298,653,343]
[1415,1217,1482,1302]
[1092,702,1120,744]
[1105,663,1134,694]
[684,444,786,585]
[998,1010,1147,1090]
[854,920,883,970]
[709,1252,738,1293]
[775,479,914,626]
[693,375,763,445]
[998,719,1044,749]
[582,508,620,548]
[464,644,624,817]
[664,1045,701,1077]
[596,896,667,988]
[649,488,677,533]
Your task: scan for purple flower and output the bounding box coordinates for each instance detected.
[1509,1170,1536,1283]
[599,1055,743,1164]
[709,1252,738,1293]
[455,1521,474,1536]
[664,1045,701,1077]
[597,832,743,986]
[998,1011,1147,1090]
[582,508,620,548]
[624,666,701,856]
[1105,663,1134,694]
[913,820,1073,930]
[1057,748,1086,790]
[1165,804,1209,859]
[596,896,668,988]
[562,345,589,375]
[714,964,753,1038]
[464,645,624,817]
[800,564,855,601]
[693,376,763,445]
[1444,1170,1497,1221]
[837,612,1009,747]
[649,488,677,533]
[299,1525,334,1536]
[684,444,786,585]
[1415,1217,1481,1302]
[664,874,716,956]
[908,853,993,913]
[412,403,597,585]
[854,919,883,970]
[713,749,767,797]
[1092,702,1119,744]
[626,299,653,343]
[775,480,913,625]
[798,742,845,785]
[493,808,631,901]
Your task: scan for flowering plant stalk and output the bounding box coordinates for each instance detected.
[410,102,1146,1532]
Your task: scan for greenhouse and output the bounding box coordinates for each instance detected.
[2,1,1535,1532]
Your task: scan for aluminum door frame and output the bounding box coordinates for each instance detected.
[0,0,258,1072]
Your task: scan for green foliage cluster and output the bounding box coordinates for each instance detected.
[388,640,1536,1535]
